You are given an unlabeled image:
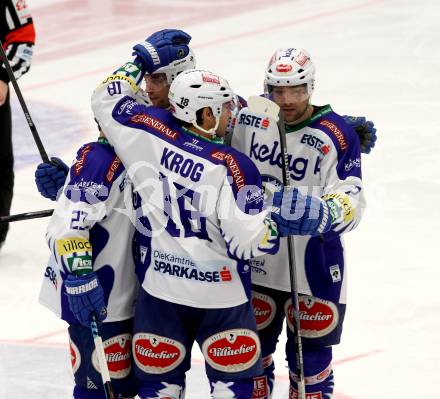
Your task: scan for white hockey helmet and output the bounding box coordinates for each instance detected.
[168,69,234,135]
[264,47,316,97]
[151,47,196,85]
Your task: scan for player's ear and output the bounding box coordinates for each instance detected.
[202,107,213,118]
[200,107,214,126]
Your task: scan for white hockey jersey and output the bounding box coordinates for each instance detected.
[40,139,139,323]
[91,65,278,309]
[232,104,366,304]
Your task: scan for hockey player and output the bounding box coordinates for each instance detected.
[90,30,335,397]
[231,48,367,398]
[39,29,197,399]
[34,32,375,202]
[0,0,35,249]
[41,128,140,399]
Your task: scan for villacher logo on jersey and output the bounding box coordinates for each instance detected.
[92,334,132,379]
[133,333,186,374]
[252,292,276,330]
[285,297,339,338]
[202,329,260,372]
[70,340,81,375]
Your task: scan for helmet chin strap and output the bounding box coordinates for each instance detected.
[192,116,220,137]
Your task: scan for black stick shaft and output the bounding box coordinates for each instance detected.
[0,40,49,163]
[0,209,54,224]
[277,109,306,398]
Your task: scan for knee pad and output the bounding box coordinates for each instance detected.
[252,355,275,399]
[138,379,185,399]
[288,347,334,399]
[69,321,136,399]
[210,377,253,399]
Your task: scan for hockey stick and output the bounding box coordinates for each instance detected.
[90,316,116,399]
[247,96,306,399]
[0,39,49,163]
[0,209,54,224]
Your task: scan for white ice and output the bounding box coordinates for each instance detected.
[1,0,439,398]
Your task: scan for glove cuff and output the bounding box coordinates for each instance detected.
[65,273,99,295]
[317,200,332,234]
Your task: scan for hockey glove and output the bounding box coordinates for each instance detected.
[65,272,107,327]
[35,157,69,201]
[271,187,332,236]
[132,29,192,75]
[343,115,377,154]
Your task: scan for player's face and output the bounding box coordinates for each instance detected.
[271,85,310,123]
[144,73,170,108]
[215,101,234,137]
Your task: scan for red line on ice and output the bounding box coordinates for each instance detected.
[23,0,387,93]
[21,328,67,343]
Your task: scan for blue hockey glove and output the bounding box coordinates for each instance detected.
[343,115,377,154]
[146,29,192,47]
[35,157,68,201]
[65,272,107,327]
[271,187,332,236]
[132,29,192,75]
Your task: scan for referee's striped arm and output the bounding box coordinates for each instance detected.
[0,0,36,82]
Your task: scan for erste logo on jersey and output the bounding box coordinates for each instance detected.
[202,329,260,372]
[238,112,270,130]
[300,134,331,156]
[251,292,276,330]
[133,333,185,374]
[70,339,81,374]
[285,296,339,338]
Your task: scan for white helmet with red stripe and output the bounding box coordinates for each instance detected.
[264,47,315,96]
[169,69,234,135]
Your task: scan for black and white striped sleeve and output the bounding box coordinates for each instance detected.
[0,0,36,83]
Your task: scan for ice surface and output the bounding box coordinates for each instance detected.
[1,0,439,397]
